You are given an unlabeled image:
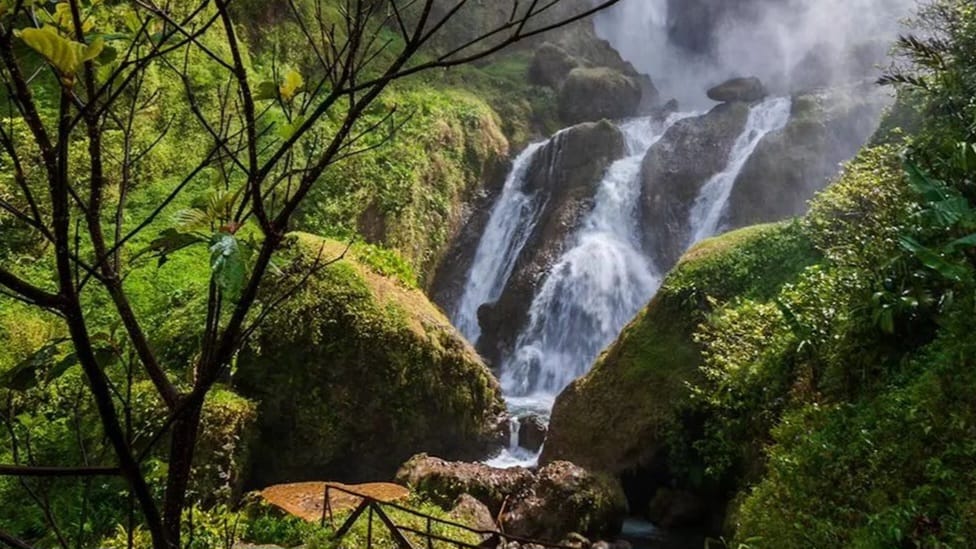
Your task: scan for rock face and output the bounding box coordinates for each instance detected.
[707,77,767,103]
[518,415,548,452]
[558,67,643,125]
[639,102,751,271]
[235,236,506,487]
[478,120,625,366]
[503,461,627,542]
[397,455,627,543]
[530,43,580,88]
[725,84,891,228]
[542,223,819,522]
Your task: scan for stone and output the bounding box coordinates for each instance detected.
[559,533,591,548]
[451,493,497,533]
[518,415,548,452]
[530,43,580,88]
[707,77,767,103]
[235,237,506,486]
[592,541,612,549]
[396,454,534,514]
[638,102,751,272]
[502,461,627,542]
[725,84,892,229]
[399,455,626,543]
[558,67,643,125]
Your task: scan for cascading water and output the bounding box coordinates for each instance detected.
[483,113,692,467]
[501,114,688,398]
[688,97,792,243]
[474,99,792,468]
[453,141,549,342]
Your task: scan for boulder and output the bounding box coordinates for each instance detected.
[502,461,628,542]
[518,415,548,452]
[235,236,506,486]
[399,455,627,543]
[639,102,751,271]
[477,120,625,365]
[725,84,891,228]
[706,77,767,103]
[558,67,642,125]
[451,493,497,533]
[647,488,707,529]
[530,43,580,88]
[396,454,534,514]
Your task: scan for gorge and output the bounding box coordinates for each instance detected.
[5,0,976,548]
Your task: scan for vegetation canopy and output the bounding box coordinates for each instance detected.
[0,1,621,547]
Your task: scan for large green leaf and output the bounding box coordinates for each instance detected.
[209,232,246,300]
[1,341,74,391]
[16,26,103,78]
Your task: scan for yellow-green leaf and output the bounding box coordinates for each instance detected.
[279,69,304,102]
[16,26,101,79]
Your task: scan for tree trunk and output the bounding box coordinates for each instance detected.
[162,400,204,546]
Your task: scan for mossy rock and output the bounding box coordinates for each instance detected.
[542,221,820,474]
[235,234,505,487]
[558,67,642,125]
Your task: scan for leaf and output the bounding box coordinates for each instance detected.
[254,80,278,101]
[278,114,306,140]
[279,68,304,102]
[15,26,101,78]
[146,228,206,266]
[0,341,76,391]
[899,235,969,281]
[209,232,246,300]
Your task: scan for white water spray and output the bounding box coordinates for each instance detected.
[454,141,549,342]
[688,97,792,243]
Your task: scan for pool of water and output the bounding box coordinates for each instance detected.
[619,519,707,549]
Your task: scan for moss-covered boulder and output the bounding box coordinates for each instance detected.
[235,235,506,487]
[725,84,891,229]
[639,102,751,270]
[558,67,643,125]
[542,222,819,507]
[530,43,580,88]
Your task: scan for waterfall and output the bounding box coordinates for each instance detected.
[500,114,688,399]
[453,141,549,342]
[688,97,792,243]
[465,98,791,469]
[484,113,692,467]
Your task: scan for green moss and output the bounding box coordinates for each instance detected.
[235,234,503,486]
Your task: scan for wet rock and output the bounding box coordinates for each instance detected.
[707,77,767,103]
[647,488,706,529]
[591,541,612,549]
[518,415,548,452]
[451,493,497,533]
[725,83,892,228]
[396,454,533,514]
[638,102,751,271]
[558,67,643,125]
[502,461,627,542]
[399,455,626,543]
[559,533,591,548]
[530,43,580,88]
[477,121,625,366]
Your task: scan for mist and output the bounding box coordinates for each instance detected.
[593,0,915,107]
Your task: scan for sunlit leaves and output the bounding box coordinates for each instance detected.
[15,26,103,81]
[279,69,304,102]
